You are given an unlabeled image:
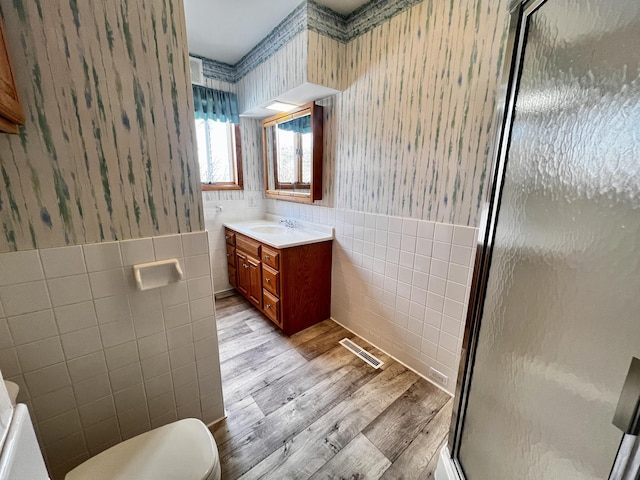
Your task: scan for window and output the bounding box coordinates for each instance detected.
[192,85,242,191]
[196,119,243,191]
[274,122,312,189]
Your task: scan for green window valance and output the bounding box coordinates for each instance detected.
[192,85,239,124]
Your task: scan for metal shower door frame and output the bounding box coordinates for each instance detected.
[442,0,634,478]
[447,0,640,477]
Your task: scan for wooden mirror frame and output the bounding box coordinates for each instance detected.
[262,101,323,204]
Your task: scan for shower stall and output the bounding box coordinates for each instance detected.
[437,0,640,478]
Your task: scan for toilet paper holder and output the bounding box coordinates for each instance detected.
[133,259,184,291]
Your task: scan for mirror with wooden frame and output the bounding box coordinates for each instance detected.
[263,102,323,203]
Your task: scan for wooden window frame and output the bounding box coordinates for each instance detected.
[273,129,311,191]
[201,123,244,191]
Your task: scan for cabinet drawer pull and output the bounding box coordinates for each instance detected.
[243,264,249,269]
[265,278,271,283]
[226,253,231,257]
[225,235,230,240]
[266,304,271,309]
[264,254,270,260]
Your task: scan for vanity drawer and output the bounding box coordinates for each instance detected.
[236,234,261,258]
[262,264,279,296]
[262,289,281,327]
[262,246,280,270]
[227,264,237,287]
[224,229,235,246]
[225,244,235,266]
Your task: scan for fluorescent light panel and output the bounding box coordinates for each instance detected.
[265,101,298,112]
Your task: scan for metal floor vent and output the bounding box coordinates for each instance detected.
[339,338,384,369]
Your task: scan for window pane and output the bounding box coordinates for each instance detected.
[277,129,296,183]
[301,133,312,184]
[196,120,234,184]
[196,120,210,182]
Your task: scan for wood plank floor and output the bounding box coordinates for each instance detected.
[210,294,452,480]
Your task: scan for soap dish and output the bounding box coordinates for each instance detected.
[133,259,184,291]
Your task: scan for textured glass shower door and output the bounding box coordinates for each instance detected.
[455,0,640,478]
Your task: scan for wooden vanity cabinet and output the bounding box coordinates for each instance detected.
[225,227,332,336]
[236,251,262,308]
[225,229,237,288]
[233,233,262,309]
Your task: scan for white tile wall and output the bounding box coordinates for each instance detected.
[202,192,267,294]
[267,199,477,394]
[0,232,225,475]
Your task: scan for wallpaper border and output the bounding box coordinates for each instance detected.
[190,53,235,84]
[194,2,307,84]
[345,0,423,40]
[194,0,423,83]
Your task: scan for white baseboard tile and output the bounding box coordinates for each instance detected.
[330,316,453,397]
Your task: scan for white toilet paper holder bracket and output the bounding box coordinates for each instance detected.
[133,259,184,291]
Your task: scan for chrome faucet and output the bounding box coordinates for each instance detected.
[279,218,298,229]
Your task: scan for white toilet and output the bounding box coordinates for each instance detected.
[65,417,221,480]
[0,374,221,480]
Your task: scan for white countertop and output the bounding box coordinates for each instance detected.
[223,215,334,249]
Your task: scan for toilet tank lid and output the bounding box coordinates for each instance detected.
[65,418,219,480]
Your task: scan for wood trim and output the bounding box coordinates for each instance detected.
[312,102,324,201]
[263,101,323,204]
[234,123,244,189]
[271,125,281,188]
[263,120,270,194]
[0,114,18,134]
[201,123,244,191]
[273,183,311,190]
[202,183,243,191]
[0,18,24,128]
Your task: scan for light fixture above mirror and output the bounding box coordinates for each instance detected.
[265,101,298,112]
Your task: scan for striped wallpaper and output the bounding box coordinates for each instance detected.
[236,31,309,113]
[233,0,509,226]
[0,0,203,253]
[332,0,509,226]
[307,30,344,91]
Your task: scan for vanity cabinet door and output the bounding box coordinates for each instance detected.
[236,251,250,297]
[247,256,262,308]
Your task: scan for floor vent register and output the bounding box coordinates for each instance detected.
[339,338,384,369]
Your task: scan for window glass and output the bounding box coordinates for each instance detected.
[277,129,296,183]
[196,119,242,190]
[301,133,312,184]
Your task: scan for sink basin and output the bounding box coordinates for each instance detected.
[250,225,288,235]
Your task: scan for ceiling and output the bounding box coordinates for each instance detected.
[183,0,370,65]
